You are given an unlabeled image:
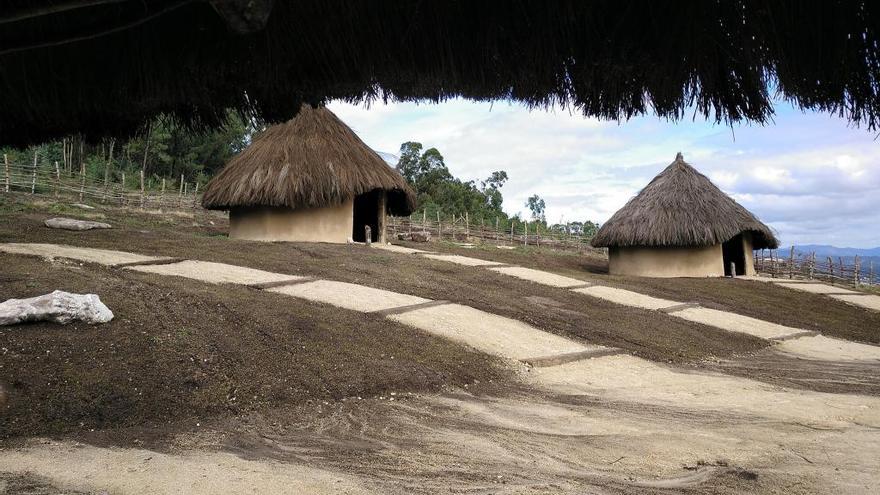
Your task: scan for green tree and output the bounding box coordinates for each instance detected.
[526,195,546,223]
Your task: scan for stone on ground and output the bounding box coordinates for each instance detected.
[0,290,113,326]
[268,280,429,312]
[421,254,503,266]
[488,266,589,288]
[828,294,880,312]
[775,282,857,294]
[0,243,167,266]
[410,231,432,242]
[44,217,111,231]
[70,203,95,210]
[126,260,303,286]
[388,303,590,361]
[373,244,433,255]
[671,307,808,340]
[776,335,880,362]
[572,285,679,310]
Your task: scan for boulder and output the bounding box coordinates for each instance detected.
[410,231,432,243]
[44,217,111,231]
[396,233,411,241]
[0,290,114,326]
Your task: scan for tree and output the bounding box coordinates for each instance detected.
[481,170,508,211]
[526,194,546,223]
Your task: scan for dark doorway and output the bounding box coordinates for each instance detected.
[352,190,381,242]
[722,234,746,276]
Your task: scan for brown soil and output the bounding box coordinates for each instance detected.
[0,196,769,366]
[416,240,880,344]
[0,253,507,440]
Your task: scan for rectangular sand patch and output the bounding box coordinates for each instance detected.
[0,242,168,266]
[572,285,679,311]
[126,260,304,285]
[774,282,857,294]
[672,307,807,340]
[829,294,880,312]
[488,266,589,288]
[268,280,429,313]
[776,335,880,362]
[388,303,590,361]
[421,254,503,267]
[372,244,433,255]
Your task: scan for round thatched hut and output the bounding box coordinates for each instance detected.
[591,153,778,278]
[202,105,416,243]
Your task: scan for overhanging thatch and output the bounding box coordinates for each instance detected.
[591,154,779,250]
[201,105,416,215]
[2,1,880,146]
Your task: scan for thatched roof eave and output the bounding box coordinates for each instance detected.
[2,1,880,146]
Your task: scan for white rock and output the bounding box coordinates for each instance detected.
[0,290,114,326]
[44,217,112,231]
[71,203,95,210]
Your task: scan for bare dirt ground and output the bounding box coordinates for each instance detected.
[416,240,880,344]
[2,195,879,494]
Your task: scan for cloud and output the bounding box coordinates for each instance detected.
[327,99,880,248]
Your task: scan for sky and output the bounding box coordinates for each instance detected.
[328,99,880,249]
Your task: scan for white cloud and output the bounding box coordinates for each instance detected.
[327,99,880,248]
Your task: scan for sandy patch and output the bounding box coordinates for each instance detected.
[488,266,589,288]
[0,440,373,495]
[268,280,429,312]
[573,285,679,310]
[126,260,303,285]
[420,254,503,266]
[0,242,166,266]
[672,307,807,340]
[829,293,880,311]
[388,303,590,361]
[738,276,813,283]
[372,244,433,255]
[776,335,880,362]
[775,282,857,294]
[530,354,880,427]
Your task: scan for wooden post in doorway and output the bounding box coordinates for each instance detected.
[377,192,387,243]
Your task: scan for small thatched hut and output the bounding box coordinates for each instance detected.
[202,105,415,243]
[591,153,778,278]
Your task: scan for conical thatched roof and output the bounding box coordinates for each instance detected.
[591,154,778,250]
[201,105,415,215]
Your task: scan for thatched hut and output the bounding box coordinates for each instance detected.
[202,105,415,243]
[591,153,778,278]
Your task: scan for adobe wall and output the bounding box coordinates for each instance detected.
[609,244,725,278]
[229,200,354,243]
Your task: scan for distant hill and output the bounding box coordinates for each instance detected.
[786,245,880,258]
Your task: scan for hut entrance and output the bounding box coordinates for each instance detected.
[722,234,746,276]
[352,190,383,243]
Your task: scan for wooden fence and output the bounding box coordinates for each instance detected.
[754,248,877,288]
[388,213,602,253]
[3,153,203,210]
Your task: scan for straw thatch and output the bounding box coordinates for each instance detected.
[591,154,778,250]
[2,1,880,145]
[201,105,416,215]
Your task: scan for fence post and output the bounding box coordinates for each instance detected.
[809,252,815,280]
[465,211,470,237]
[854,255,860,287]
[30,151,38,194]
[828,257,834,285]
[192,182,199,207]
[789,246,795,279]
[78,168,85,202]
[495,217,499,241]
[523,222,528,246]
[54,161,60,197]
[871,261,875,286]
[436,211,441,238]
[140,169,145,208]
[3,154,8,193]
[120,172,126,205]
